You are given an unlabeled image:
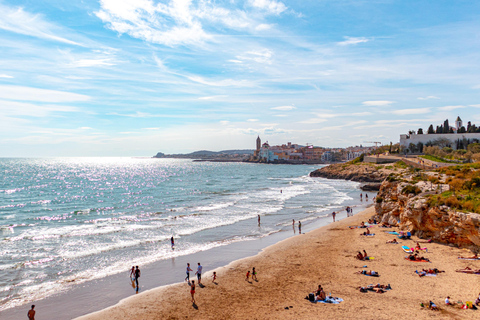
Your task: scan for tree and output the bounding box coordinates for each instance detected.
[408,143,416,153]
[417,128,423,134]
[458,126,466,133]
[449,127,454,133]
[427,124,435,134]
[444,119,449,132]
[467,121,472,131]
[416,142,424,153]
[436,125,441,133]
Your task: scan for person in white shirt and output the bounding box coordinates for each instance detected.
[185,263,193,282]
[195,263,203,284]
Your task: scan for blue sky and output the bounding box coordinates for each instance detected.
[1,0,480,156]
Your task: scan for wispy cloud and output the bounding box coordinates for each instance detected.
[249,0,287,15]
[417,95,439,100]
[0,74,13,78]
[271,105,296,111]
[362,101,394,106]
[438,105,465,111]
[70,58,115,68]
[0,85,89,103]
[337,36,369,46]
[392,108,431,115]
[0,4,81,46]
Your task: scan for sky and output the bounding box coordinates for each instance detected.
[1,0,480,156]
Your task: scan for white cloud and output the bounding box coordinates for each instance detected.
[0,74,13,78]
[237,49,273,64]
[362,100,394,106]
[0,4,81,46]
[337,36,369,46]
[0,100,80,117]
[438,105,465,111]
[417,95,439,100]
[228,59,243,64]
[247,119,259,122]
[256,23,272,31]
[71,59,115,68]
[187,75,253,87]
[391,108,430,115]
[469,104,480,108]
[271,105,296,111]
[0,85,89,102]
[249,0,287,15]
[220,120,230,125]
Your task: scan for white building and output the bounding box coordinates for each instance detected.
[400,117,480,151]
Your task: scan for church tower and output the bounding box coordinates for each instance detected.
[455,116,463,130]
[255,136,261,159]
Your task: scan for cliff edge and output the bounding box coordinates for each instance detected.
[309,163,393,183]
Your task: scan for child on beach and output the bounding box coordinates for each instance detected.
[190,280,196,303]
[245,270,250,281]
[212,272,217,283]
[252,267,257,281]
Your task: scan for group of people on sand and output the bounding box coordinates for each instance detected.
[307,284,327,302]
[129,266,141,292]
[245,267,258,282]
[407,253,430,262]
[358,283,391,293]
[185,262,206,304]
[356,250,369,260]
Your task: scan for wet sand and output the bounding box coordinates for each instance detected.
[77,206,480,320]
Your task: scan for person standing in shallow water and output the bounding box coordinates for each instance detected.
[171,236,174,249]
[27,305,35,320]
[332,211,336,222]
[134,266,141,292]
[298,221,302,234]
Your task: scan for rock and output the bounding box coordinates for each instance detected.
[374,179,480,252]
[360,183,381,191]
[309,163,390,182]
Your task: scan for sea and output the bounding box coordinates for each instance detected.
[0,157,365,315]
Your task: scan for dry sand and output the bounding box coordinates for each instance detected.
[77,207,480,320]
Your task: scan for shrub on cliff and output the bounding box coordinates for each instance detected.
[401,184,421,195]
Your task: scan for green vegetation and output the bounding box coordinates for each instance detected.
[394,161,409,169]
[401,184,421,195]
[425,163,480,213]
[419,154,460,164]
[376,196,383,203]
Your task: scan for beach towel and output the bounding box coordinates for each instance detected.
[385,231,399,235]
[405,257,430,263]
[314,297,344,304]
[458,257,480,260]
[415,270,436,277]
[402,246,413,253]
[361,234,375,236]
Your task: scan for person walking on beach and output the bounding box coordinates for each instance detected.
[298,221,302,234]
[258,215,260,225]
[27,305,35,320]
[129,266,135,280]
[134,266,141,292]
[196,263,203,284]
[185,263,193,282]
[190,280,196,303]
[245,270,250,281]
[332,211,336,222]
[252,267,257,281]
[212,271,217,283]
[171,236,175,249]
[360,193,363,200]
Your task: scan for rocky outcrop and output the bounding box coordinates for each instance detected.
[309,163,390,182]
[374,180,480,252]
[360,183,382,191]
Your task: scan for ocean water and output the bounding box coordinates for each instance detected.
[0,158,361,311]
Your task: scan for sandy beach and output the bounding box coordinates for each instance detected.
[76,206,480,320]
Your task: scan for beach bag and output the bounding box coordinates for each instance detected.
[308,293,315,302]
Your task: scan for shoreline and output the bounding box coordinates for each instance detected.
[77,206,479,320]
[1,197,370,320]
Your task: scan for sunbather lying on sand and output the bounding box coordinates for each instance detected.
[407,254,430,262]
[358,286,386,293]
[356,250,370,260]
[458,253,478,259]
[386,238,398,244]
[398,231,411,239]
[361,228,372,236]
[455,267,480,274]
[417,239,432,243]
[355,270,379,276]
[414,242,428,252]
[416,268,444,277]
